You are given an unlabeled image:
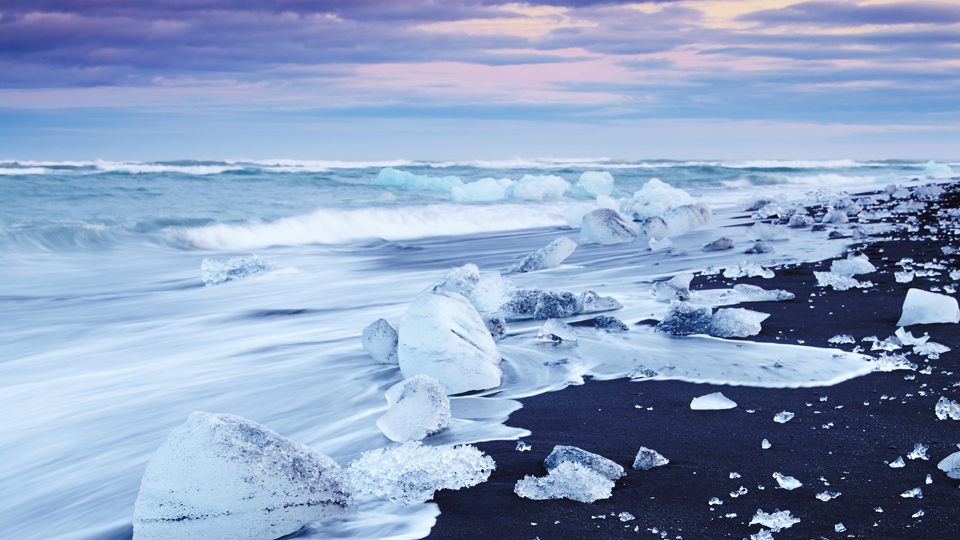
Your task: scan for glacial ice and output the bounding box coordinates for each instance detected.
[816,491,840,502]
[593,315,629,332]
[703,237,734,251]
[537,318,577,342]
[907,443,929,461]
[514,460,614,503]
[889,457,905,468]
[773,411,794,423]
[935,396,960,420]
[576,290,622,313]
[709,308,769,338]
[376,375,451,442]
[738,194,784,212]
[733,283,795,302]
[362,318,399,363]
[937,451,960,479]
[482,313,507,340]
[648,237,673,251]
[895,270,915,283]
[690,392,737,410]
[450,177,512,202]
[662,202,712,236]
[749,509,799,532]
[580,209,637,245]
[653,273,694,302]
[533,290,580,319]
[508,237,577,273]
[900,488,922,498]
[830,253,876,277]
[499,288,540,319]
[745,223,789,242]
[398,291,502,395]
[723,261,774,279]
[828,334,855,344]
[814,271,872,291]
[872,353,917,372]
[201,254,272,286]
[895,327,931,346]
[745,241,774,254]
[506,174,570,201]
[773,472,802,490]
[916,183,944,199]
[373,167,463,192]
[132,412,354,540]
[896,288,960,326]
[822,207,848,224]
[761,439,771,449]
[568,171,616,198]
[924,160,953,177]
[655,301,768,338]
[788,213,814,228]
[544,445,625,481]
[622,178,695,219]
[346,441,495,505]
[632,447,669,470]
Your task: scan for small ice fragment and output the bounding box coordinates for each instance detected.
[895,270,915,283]
[576,290,622,313]
[835,523,846,533]
[536,318,578,343]
[750,509,800,532]
[908,443,929,460]
[533,290,579,319]
[773,472,802,490]
[723,261,774,279]
[733,283,795,301]
[516,441,532,452]
[900,488,922,498]
[788,213,814,228]
[633,447,669,470]
[580,209,637,245]
[937,451,960,479]
[750,530,773,540]
[362,318,399,363]
[593,315,629,332]
[618,512,635,522]
[830,253,876,277]
[708,497,723,505]
[914,342,951,356]
[514,461,614,503]
[544,445,625,481]
[889,457,905,468]
[926,474,932,484]
[655,301,767,338]
[872,353,917,372]
[895,327,929,346]
[871,336,902,351]
[201,254,272,286]
[761,439,771,449]
[730,486,748,498]
[730,472,741,479]
[828,334,856,344]
[649,237,673,251]
[816,491,840,502]
[653,273,694,302]
[745,240,774,254]
[875,506,883,513]
[913,510,925,518]
[703,237,734,251]
[690,392,738,410]
[773,411,795,423]
[376,375,451,442]
[934,396,960,420]
[814,271,870,291]
[509,237,577,273]
[897,288,960,326]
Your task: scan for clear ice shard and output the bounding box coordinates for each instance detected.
[773,472,802,490]
[907,443,929,461]
[201,254,272,286]
[894,327,929,346]
[773,411,794,423]
[537,318,578,342]
[398,291,502,395]
[814,271,871,291]
[896,288,960,326]
[543,445,625,481]
[889,457,905,468]
[580,208,637,245]
[648,237,673,251]
[361,318,399,363]
[816,491,840,502]
[514,460,614,503]
[723,261,775,279]
[632,447,669,470]
[655,301,768,338]
[653,273,694,302]
[900,488,922,498]
[690,392,737,410]
[570,170,616,197]
[937,451,960,479]
[132,412,354,540]
[828,334,855,344]
[830,253,876,277]
[733,283,795,301]
[508,237,577,273]
[347,441,495,505]
[935,396,960,420]
[749,509,800,532]
[576,290,622,313]
[376,374,451,442]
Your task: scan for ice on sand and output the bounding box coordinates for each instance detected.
[499,289,580,320]
[451,177,513,202]
[201,254,272,286]
[398,291,502,395]
[935,396,960,420]
[773,411,794,423]
[593,315,629,332]
[830,253,876,277]
[703,237,734,251]
[544,445,625,481]
[577,290,622,313]
[814,271,872,291]
[633,447,669,470]
[506,174,570,201]
[514,461,614,503]
[746,223,789,242]
[373,167,463,192]
[750,509,799,532]
[580,208,637,245]
[653,273,694,302]
[656,301,769,338]
[723,261,774,279]
[690,392,737,410]
[376,374,451,442]
[622,178,695,220]
[648,237,673,251]
[907,443,929,460]
[896,289,960,326]
[662,202,712,236]
[537,318,577,342]
[937,451,960,479]
[347,441,494,505]
[773,472,802,490]
[828,334,855,344]
[509,237,576,273]
[895,327,929,346]
[132,412,354,540]
[734,283,795,301]
[568,171,616,198]
[361,318,399,363]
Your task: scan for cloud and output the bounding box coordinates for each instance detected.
[737,1,960,27]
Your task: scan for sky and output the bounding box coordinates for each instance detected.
[1,0,958,160]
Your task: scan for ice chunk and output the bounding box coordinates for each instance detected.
[499,288,540,319]
[814,271,871,291]
[471,271,510,313]
[935,396,960,420]
[362,318,399,363]
[907,443,929,461]
[508,237,577,273]
[745,241,774,254]
[703,237,734,251]
[376,375,451,442]
[593,315,629,332]
[634,216,669,241]
[482,313,507,340]
[576,290,622,313]
[132,412,354,540]
[723,261,775,279]
[648,237,673,251]
[924,160,953,177]
[450,177,512,202]
[506,174,570,201]
[872,353,917,372]
[830,253,876,277]
[580,209,637,245]
[537,318,577,342]
[788,213,814,228]
[900,488,922,498]
[738,195,784,212]
[896,288,960,326]
[563,203,593,228]
[835,523,847,533]
[937,451,960,479]
[773,472,802,490]
[655,302,767,338]
[733,283,795,301]
[662,202,712,235]
[828,334,855,344]
[533,290,579,319]
[773,411,794,423]
[916,183,945,199]
[816,491,840,502]
[690,392,737,410]
[568,171,615,198]
[201,254,272,286]
[889,457,905,468]
[398,291,502,395]
[373,167,463,192]
[761,439,771,449]
[618,512,635,522]
[347,441,494,505]
[709,308,769,338]
[653,273,694,302]
[746,223,789,242]
[544,445,625,481]
[895,270,915,283]
[632,447,669,470]
[750,509,799,532]
[822,207,848,224]
[426,263,480,298]
[514,460,614,503]
[623,178,695,219]
[750,530,774,540]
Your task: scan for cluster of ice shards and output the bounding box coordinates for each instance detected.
[508,237,576,273]
[506,174,570,201]
[938,451,960,479]
[347,441,495,505]
[746,223,789,242]
[567,171,616,198]
[500,288,619,320]
[749,509,800,533]
[703,237,735,251]
[201,254,272,286]
[362,318,399,363]
[814,271,872,291]
[773,472,802,490]
[398,291,502,395]
[830,253,876,277]
[537,318,577,342]
[132,412,354,540]
[828,334,856,344]
[897,288,960,326]
[871,353,917,372]
[733,283,795,302]
[690,392,737,410]
[655,301,769,338]
[593,315,629,332]
[544,445,625,481]
[723,261,775,279]
[373,167,463,192]
[376,375,451,442]
[580,208,637,245]
[816,491,841,502]
[450,177,513,202]
[633,447,669,470]
[514,461,614,503]
[653,273,693,302]
[935,396,960,420]
[623,178,696,219]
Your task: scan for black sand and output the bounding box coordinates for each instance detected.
[430,184,960,539]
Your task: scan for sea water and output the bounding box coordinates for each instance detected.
[0,158,949,540]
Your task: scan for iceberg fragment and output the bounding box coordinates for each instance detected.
[935,396,960,420]
[346,441,495,505]
[746,223,789,242]
[690,392,737,410]
[745,241,774,254]
[508,236,577,273]
[814,271,872,291]
[376,375,451,442]
[749,509,799,532]
[788,213,814,228]
[709,308,769,338]
[773,411,794,423]
[830,253,876,277]
[622,178,695,219]
[724,261,774,279]
[593,315,629,332]
[537,318,577,342]
[703,237,734,251]
[580,208,637,245]
[907,443,929,461]
[662,202,712,236]
[506,174,570,201]
[533,290,579,319]
[132,412,354,540]
[361,318,399,364]
[514,461,614,503]
[828,334,855,344]
[653,273,694,302]
[450,177,513,202]
[568,171,615,198]
[655,301,768,338]
[773,472,802,490]
[632,447,669,470]
[937,451,960,479]
[544,445,625,481]
[201,254,272,286]
[576,290,622,313]
[373,167,463,192]
[896,288,960,326]
[924,160,953,177]
[648,237,673,251]
[733,283,795,302]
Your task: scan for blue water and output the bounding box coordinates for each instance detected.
[0,158,947,540]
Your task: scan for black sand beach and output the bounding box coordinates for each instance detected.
[431,184,960,539]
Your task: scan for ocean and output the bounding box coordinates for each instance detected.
[0,158,949,540]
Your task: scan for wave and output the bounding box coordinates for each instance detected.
[171,203,569,250]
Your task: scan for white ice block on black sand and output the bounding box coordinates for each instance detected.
[896,288,960,326]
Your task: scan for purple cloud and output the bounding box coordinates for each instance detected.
[738,1,960,27]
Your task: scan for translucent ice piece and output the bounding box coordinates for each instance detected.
[580,208,637,245]
[830,253,876,277]
[746,223,789,242]
[750,509,799,532]
[937,451,960,479]
[577,290,622,313]
[509,237,577,273]
[724,261,774,279]
[733,283,795,302]
[632,447,669,470]
[653,273,694,302]
[537,318,577,342]
[828,334,855,344]
[377,374,451,442]
[544,445,625,481]
[690,392,737,410]
[703,237,735,251]
[935,396,960,420]
[773,472,802,490]
[895,327,929,346]
[897,288,960,326]
[900,488,922,498]
[201,254,272,286]
[908,443,929,461]
[362,318,399,363]
[814,271,870,291]
[816,491,840,502]
[889,457,905,468]
[373,167,463,192]
[450,177,512,202]
[506,174,570,200]
[514,460,614,503]
[773,411,794,423]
